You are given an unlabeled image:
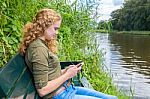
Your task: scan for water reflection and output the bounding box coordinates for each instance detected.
[96,33,150,99]
[109,33,150,76]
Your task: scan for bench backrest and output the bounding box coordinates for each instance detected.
[0,53,41,99]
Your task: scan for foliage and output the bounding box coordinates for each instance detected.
[0,0,49,67]
[0,0,97,67]
[97,21,113,33]
[110,0,150,31]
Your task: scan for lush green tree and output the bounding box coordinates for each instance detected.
[110,0,150,31]
[97,21,112,32]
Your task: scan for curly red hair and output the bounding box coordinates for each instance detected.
[19,9,61,55]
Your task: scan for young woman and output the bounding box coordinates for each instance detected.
[19,8,117,99]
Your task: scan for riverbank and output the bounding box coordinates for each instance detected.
[111,31,150,35]
[93,29,110,33]
[95,30,150,35]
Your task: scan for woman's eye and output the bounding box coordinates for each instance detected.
[54,27,59,31]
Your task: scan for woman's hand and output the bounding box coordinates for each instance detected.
[64,64,82,79]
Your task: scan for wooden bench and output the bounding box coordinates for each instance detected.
[0,53,92,99]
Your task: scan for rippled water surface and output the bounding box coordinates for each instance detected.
[96,33,150,99]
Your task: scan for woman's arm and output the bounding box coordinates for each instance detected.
[61,65,73,74]
[37,72,68,97]
[37,64,81,97]
[29,47,81,97]
[61,68,67,74]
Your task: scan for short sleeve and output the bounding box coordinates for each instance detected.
[30,46,49,89]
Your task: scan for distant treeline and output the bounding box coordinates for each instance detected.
[110,0,150,31]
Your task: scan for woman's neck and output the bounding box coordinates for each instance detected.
[39,36,45,41]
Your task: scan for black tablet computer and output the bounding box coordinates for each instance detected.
[60,61,82,69]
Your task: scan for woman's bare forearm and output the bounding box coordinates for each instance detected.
[61,68,67,74]
[37,73,69,97]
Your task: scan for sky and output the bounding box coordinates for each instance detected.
[68,0,124,21]
[97,0,124,21]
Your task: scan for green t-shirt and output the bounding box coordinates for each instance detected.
[25,38,61,98]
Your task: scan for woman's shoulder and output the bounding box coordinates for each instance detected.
[29,39,46,48]
[27,39,48,52]
[27,39,49,54]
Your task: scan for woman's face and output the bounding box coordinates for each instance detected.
[44,20,61,41]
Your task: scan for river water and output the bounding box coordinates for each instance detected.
[96,33,150,99]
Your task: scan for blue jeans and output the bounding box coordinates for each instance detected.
[52,82,118,99]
